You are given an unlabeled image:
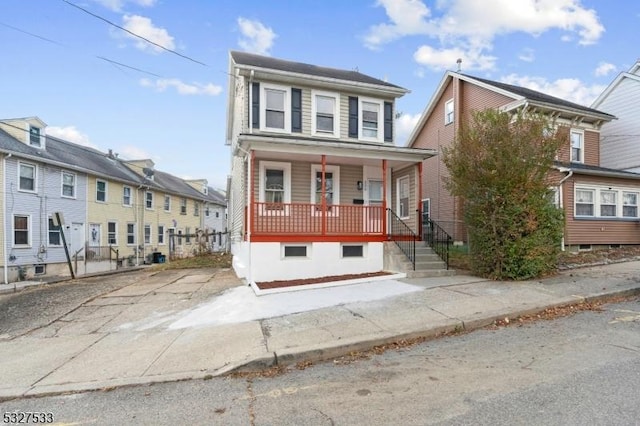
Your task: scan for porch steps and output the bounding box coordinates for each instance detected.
[383,242,455,278]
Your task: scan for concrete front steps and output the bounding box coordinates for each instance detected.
[383,241,455,278]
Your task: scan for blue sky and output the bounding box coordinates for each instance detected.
[1,0,637,190]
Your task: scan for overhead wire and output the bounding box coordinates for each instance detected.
[61,0,208,67]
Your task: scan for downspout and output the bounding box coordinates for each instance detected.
[557,167,573,251]
[3,153,12,284]
[248,70,254,135]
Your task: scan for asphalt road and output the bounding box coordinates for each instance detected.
[1,296,638,425]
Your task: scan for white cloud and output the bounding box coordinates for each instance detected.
[518,48,535,62]
[595,62,616,77]
[47,126,99,149]
[501,74,607,106]
[363,0,434,49]
[118,15,175,53]
[413,45,496,71]
[139,78,222,96]
[118,145,153,160]
[395,113,421,145]
[237,17,276,55]
[365,0,604,71]
[93,0,156,12]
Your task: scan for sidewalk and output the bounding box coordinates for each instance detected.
[1,261,639,400]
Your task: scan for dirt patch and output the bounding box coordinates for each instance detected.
[558,246,640,269]
[256,271,394,290]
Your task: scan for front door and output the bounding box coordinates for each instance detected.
[89,223,101,247]
[365,179,383,233]
[70,222,85,258]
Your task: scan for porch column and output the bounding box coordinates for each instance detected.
[321,154,326,236]
[418,161,423,238]
[382,159,387,236]
[248,150,255,239]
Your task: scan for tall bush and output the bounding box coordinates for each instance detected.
[442,110,565,280]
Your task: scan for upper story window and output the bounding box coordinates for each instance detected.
[349,97,391,143]
[18,162,36,192]
[570,129,584,163]
[145,191,153,209]
[180,198,187,215]
[62,171,76,198]
[444,99,454,125]
[29,126,41,147]
[123,186,132,206]
[96,180,107,202]
[260,84,291,133]
[164,194,171,212]
[361,99,381,141]
[194,202,200,216]
[312,91,339,137]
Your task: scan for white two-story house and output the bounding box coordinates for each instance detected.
[225,51,436,285]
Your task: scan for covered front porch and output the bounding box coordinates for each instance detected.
[234,134,436,282]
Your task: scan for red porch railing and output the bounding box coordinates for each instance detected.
[252,202,384,237]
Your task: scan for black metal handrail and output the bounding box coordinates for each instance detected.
[387,208,416,270]
[423,218,452,269]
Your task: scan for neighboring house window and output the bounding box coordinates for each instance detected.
[123,186,132,206]
[194,202,200,216]
[259,161,291,211]
[144,224,151,244]
[108,222,117,245]
[261,83,291,132]
[145,191,153,209]
[185,227,191,244]
[13,215,30,246]
[19,162,36,192]
[127,223,136,245]
[444,99,454,125]
[575,187,640,219]
[158,225,165,245]
[96,180,107,202]
[312,91,339,137]
[215,211,220,218]
[623,192,638,218]
[570,130,584,163]
[164,195,171,212]
[205,207,210,217]
[397,176,410,219]
[575,189,595,216]
[310,165,340,214]
[600,190,617,217]
[180,198,187,214]
[48,218,61,246]
[29,126,41,147]
[62,172,75,198]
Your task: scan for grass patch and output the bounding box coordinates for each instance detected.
[152,252,232,270]
[448,244,471,271]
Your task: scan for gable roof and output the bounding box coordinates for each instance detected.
[591,59,640,108]
[0,127,142,183]
[465,74,614,119]
[406,71,615,147]
[230,50,405,91]
[0,123,215,201]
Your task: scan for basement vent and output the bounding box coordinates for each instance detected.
[34,264,46,275]
[578,244,592,252]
